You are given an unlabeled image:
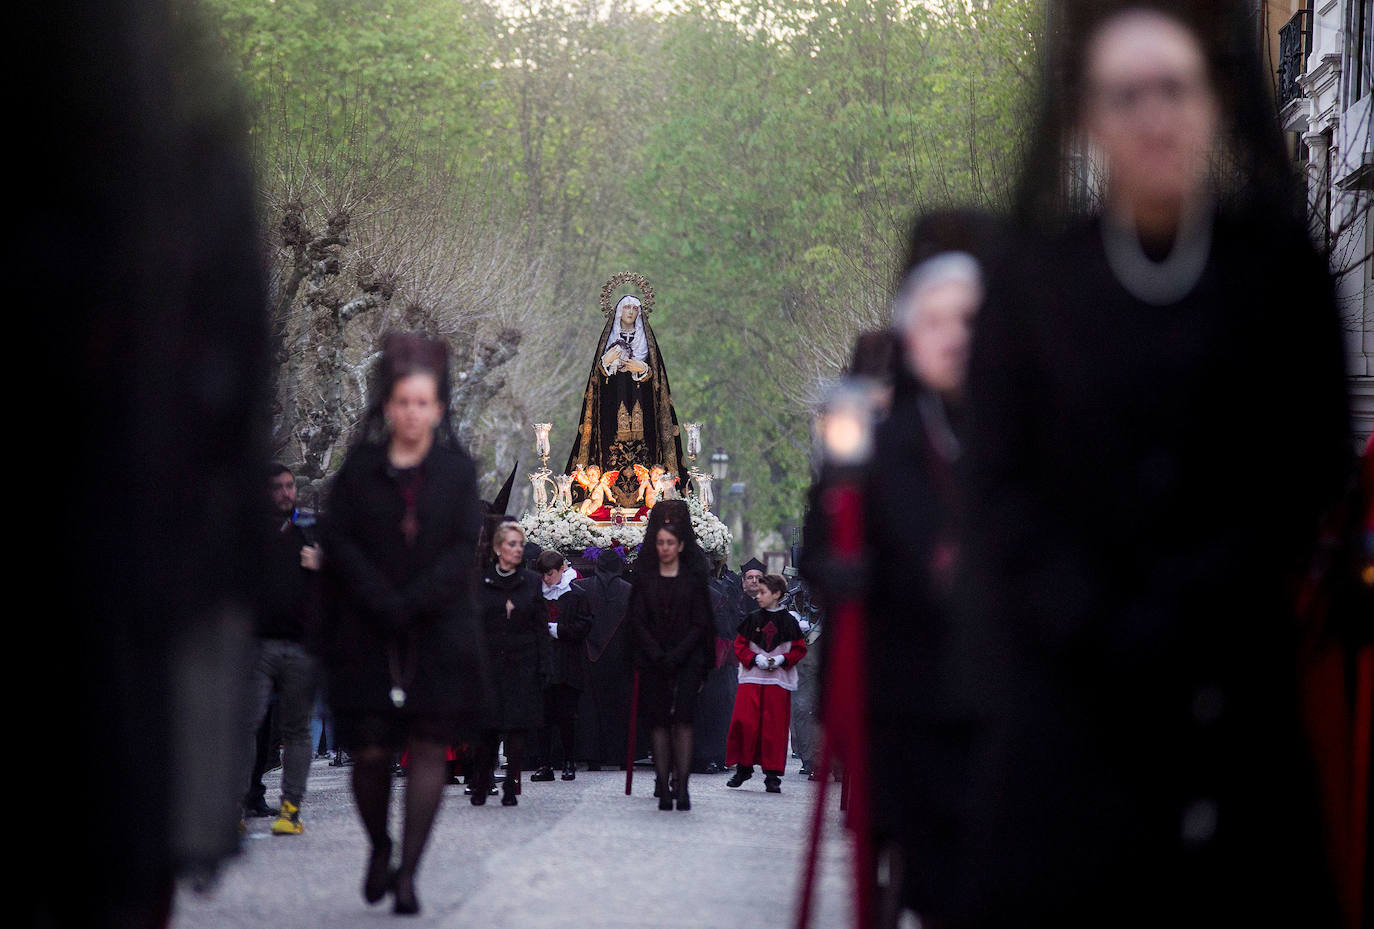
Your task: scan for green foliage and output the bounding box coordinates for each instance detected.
[195,0,1037,545]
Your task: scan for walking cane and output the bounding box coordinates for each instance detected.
[625,670,641,795]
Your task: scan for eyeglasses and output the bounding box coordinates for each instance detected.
[1089,74,1208,114]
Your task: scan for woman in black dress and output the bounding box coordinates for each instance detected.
[954,3,1351,926]
[322,332,486,916]
[627,499,715,810]
[470,519,550,807]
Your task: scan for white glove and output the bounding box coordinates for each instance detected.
[754,653,769,669]
[547,622,559,639]
[798,620,812,633]
[769,656,784,670]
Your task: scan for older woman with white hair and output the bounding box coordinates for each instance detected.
[862,209,1001,929]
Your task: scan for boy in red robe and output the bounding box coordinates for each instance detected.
[725,573,808,792]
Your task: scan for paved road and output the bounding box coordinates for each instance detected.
[171,756,855,928]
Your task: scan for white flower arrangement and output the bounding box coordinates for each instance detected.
[686,495,732,562]
[519,495,732,564]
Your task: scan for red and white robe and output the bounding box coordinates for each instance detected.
[725,606,807,772]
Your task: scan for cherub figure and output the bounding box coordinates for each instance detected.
[574,464,620,517]
[633,463,671,509]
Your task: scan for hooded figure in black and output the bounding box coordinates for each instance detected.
[692,563,746,773]
[574,548,635,767]
[951,3,1351,926]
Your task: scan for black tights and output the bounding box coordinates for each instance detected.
[651,724,693,796]
[351,740,447,894]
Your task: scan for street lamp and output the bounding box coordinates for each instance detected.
[710,446,729,483]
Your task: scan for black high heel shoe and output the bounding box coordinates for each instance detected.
[362,838,394,905]
[656,778,673,811]
[392,870,419,915]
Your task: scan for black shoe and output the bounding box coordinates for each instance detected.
[501,793,518,807]
[704,761,725,775]
[362,838,394,904]
[676,789,691,811]
[561,764,576,781]
[798,761,814,777]
[765,774,782,793]
[530,766,555,782]
[392,870,419,916]
[657,781,673,811]
[244,798,277,818]
[726,765,753,788]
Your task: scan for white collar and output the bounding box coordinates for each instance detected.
[542,565,578,600]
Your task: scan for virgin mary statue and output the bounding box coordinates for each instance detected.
[565,274,687,507]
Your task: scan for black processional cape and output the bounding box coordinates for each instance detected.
[564,296,687,504]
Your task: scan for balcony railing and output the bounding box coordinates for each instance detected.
[1277,9,1311,109]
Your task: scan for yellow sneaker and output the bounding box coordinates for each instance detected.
[271,799,304,835]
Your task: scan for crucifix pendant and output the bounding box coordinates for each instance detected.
[390,686,407,708]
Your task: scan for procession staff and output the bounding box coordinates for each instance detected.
[953,3,1351,926]
[322,331,486,916]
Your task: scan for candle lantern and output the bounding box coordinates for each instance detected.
[690,470,714,509]
[533,423,552,463]
[684,422,703,461]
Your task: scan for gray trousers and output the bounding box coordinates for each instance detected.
[242,638,318,807]
[790,638,821,765]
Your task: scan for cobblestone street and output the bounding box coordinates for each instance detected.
[171,757,855,929]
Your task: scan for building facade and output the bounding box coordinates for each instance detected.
[1269,0,1374,446]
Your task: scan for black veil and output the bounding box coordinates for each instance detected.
[1016,0,1303,231]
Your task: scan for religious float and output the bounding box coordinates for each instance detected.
[520,272,730,564]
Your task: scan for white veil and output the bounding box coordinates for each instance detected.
[604,295,648,362]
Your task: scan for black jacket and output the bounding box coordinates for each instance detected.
[543,584,591,689]
[952,212,1350,927]
[476,563,551,730]
[627,571,714,673]
[322,442,487,723]
[259,511,320,643]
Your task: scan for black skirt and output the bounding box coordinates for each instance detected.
[638,666,706,727]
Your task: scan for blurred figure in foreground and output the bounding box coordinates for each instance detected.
[21,3,269,927]
[954,2,1352,926]
[864,209,998,929]
[322,332,486,915]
